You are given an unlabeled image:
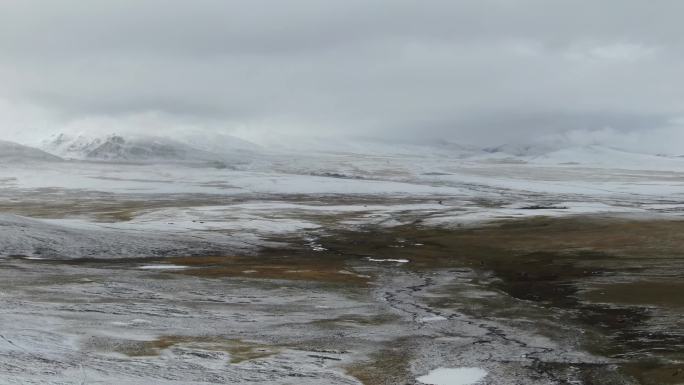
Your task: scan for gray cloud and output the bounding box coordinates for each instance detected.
[0,0,683,146]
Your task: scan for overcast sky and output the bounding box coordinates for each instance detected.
[0,0,683,149]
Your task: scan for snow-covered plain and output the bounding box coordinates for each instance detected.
[1,138,683,259]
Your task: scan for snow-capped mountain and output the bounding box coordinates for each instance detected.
[0,140,62,162]
[42,133,105,159]
[41,133,258,165]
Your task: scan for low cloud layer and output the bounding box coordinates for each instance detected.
[0,1,683,149]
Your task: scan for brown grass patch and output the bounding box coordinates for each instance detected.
[101,335,279,363]
[346,339,413,385]
[583,281,684,308]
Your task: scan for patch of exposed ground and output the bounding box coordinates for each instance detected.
[0,192,239,221]
[86,335,280,363]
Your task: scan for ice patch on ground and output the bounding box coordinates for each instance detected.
[367,258,409,263]
[417,367,488,385]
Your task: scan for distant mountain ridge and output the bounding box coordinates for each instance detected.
[41,133,259,165]
[20,132,684,171]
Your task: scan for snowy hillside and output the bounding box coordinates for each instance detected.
[525,145,684,170]
[482,143,563,157]
[0,140,62,162]
[243,134,480,158]
[178,131,262,155]
[0,214,250,259]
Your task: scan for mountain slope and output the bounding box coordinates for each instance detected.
[85,135,212,162]
[0,140,62,162]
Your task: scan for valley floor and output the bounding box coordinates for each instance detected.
[0,156,683,384]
